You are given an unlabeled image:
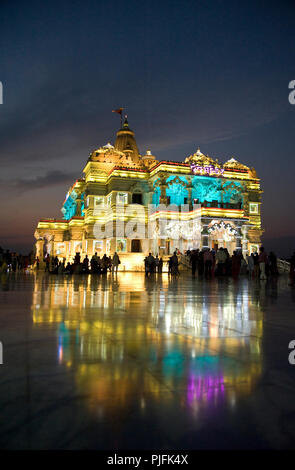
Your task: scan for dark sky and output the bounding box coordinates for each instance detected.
[0,0,294,257]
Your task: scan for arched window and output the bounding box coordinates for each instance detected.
[132,193,142,204]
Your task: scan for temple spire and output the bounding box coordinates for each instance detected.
[122,114,129,129]
[114,116,140,163]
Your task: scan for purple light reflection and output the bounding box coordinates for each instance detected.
[187,373,225,405]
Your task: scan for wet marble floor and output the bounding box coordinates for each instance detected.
[0,272,295,449]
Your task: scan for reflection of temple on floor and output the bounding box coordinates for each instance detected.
[34,117,263,271]
[31,273,262,413]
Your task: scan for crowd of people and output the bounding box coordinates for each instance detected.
[0,248,33,273]
[41,252,121,274]
[144,253,181,276]
[1,244,295,285]
[186,246,279,280]
[144,252,189,276]
[144,253,163,276]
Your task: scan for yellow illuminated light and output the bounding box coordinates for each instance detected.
[35,122,262,265]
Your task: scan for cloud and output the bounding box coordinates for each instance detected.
[6,170,78,194]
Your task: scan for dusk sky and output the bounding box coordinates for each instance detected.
[0,0,294,257]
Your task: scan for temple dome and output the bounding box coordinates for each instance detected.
[223,157,250,171]
[114,116,141,164]
[89,139,144,169]
[184,148,220,167]
[89,143,125,163]
[142,149,158,168]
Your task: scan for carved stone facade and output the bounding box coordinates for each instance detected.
[34,118,263,269]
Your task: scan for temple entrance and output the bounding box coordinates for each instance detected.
[208,221,238,255]
[210,238,235,254]
[131,239,141,252]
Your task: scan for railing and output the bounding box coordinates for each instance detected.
[277,258,290,273]
[201,201,242,209]
[179,253,191,269]
[150,201,242,213]
[179,255,290,274]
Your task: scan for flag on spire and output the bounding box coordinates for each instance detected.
[112,107,123,115]
[112,107,124,128]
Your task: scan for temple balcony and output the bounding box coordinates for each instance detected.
[200,200,242,210]
[151,200,242,212]
[149,202,246,221]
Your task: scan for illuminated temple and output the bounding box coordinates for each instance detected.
[34,117,263,270]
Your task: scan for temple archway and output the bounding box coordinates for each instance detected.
[208,221,238,254]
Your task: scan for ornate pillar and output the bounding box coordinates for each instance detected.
[158,239,166,257]
[34,239,45,269]
[220,181,226,208]
[126,238,132,253]
[75,192,82,216]
[241,225,249,257]
[36,239,44,259]
[157,174,167,205]
[159,183,167,205]
[147,182,154,206]
[235,225,242,252]
[148,190,154,204]
[141,239,149,254]
[48,239,54,256]
[110,238,116,254]
[187,184,192,208]
[82,237,88,258]
[242,191,249,216]
[201,224,209,249]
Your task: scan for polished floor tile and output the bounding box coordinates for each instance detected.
[0,272,295,449]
